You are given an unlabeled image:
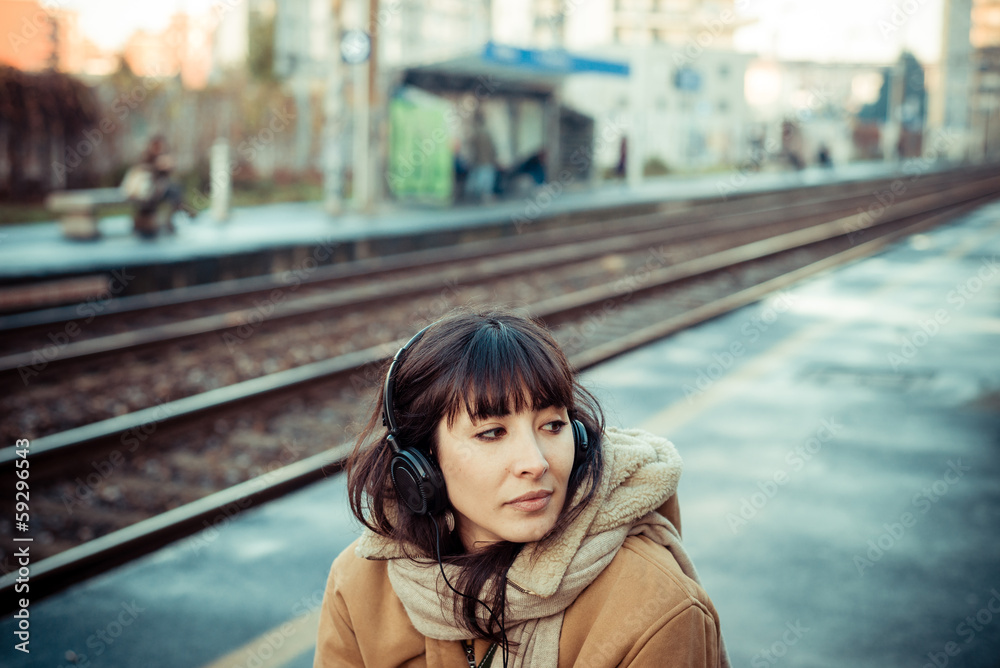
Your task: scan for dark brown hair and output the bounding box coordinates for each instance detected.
[346,307,605,644]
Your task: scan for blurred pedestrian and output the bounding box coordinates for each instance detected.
[465,112,497,202]
[781,120,805,171]
[615,137,627,178]
[817,143,833,168]
[500,150,546,197]
[452,139,469,204]
[121,135,190,237]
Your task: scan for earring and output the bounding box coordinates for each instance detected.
[444,510,456,532]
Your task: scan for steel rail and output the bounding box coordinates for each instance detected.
[1,167,977,346]
[0,170,923,334]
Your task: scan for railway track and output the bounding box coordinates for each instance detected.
[0,170,929,342]
[0,168,983,444]
[2,166,998,611]
[0,170,973,353]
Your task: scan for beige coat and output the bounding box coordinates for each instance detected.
[314,493,723,667]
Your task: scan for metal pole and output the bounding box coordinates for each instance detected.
[627,53,645,189]
[365,0,379,213]
[324,0,346,215]
[985,100,991,161]
[210,139,231,221]
[484,0,493,43]
[352,50,370,209]
[883,58,905,161]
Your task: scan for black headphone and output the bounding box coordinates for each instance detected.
[382,324,590,517]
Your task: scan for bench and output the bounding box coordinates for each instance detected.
[45,187,129,240]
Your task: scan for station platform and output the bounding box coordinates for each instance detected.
[4,195,999,667]
[0,161,897,290]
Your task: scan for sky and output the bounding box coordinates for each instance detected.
[62,0,212,49]
[62,0,945,65]
[733,0,944,64]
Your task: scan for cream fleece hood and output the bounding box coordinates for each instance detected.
[507,426,682,596]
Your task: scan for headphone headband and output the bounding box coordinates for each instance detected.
[382,324,432,447]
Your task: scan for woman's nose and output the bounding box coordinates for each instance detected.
[512,433,549,478]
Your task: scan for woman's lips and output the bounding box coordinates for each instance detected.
[506,490,552,512]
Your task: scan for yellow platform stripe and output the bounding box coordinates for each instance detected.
[200,606,320,668]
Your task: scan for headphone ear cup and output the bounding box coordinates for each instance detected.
[390,447,448,516]
[571,419,589,466]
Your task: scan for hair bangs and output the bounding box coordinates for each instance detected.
[442,323,574,425]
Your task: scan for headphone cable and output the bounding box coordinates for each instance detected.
[431,515,510,668]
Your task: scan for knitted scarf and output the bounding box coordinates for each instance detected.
[355,427,730,668]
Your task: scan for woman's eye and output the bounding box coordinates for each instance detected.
[476,427,505,440]
[543,420,568,433]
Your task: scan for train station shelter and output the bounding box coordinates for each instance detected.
[386,42,629,203]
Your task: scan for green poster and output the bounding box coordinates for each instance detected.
[387,97,453,203]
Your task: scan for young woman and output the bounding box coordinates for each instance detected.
[315,309,729,667]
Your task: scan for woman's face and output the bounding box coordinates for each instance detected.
[435,404,575,551]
